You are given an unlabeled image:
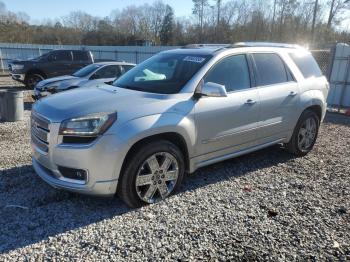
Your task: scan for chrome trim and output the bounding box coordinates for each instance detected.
[197,138,285,169]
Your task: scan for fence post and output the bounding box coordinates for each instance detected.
[327,43,336,81]
[339,55,350,111]
[135,51,139,64]
[38,47,42,56]
[115,50,118,61]
[0,48,4,73]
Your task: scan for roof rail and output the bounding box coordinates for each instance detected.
[181,44,233,50]
[233,42,303,49]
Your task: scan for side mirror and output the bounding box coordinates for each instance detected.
[200,82,227,97]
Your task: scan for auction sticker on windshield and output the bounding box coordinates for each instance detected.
[183,56,206,63]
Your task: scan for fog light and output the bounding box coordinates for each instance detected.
[58,166,87,181]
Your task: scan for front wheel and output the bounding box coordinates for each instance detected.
[286,110,320,156]
[118,140,185,208]
[25,74,44,89]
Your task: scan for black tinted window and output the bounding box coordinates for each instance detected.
[205,55,251,92]
[73,51,90,62]
[253,53,288,85]
[122,65,134,73]
[49,51,72,62]
[94,65,120,79]
[289,52,322,78]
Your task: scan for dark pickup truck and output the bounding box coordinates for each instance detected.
[9,49,94,88]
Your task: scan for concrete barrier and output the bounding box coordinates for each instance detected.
[0,90,24,122]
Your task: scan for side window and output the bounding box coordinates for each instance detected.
[48,51,72,62]
[122,65,134,73]
[289,52,322,78]
[92,65,120,79]
[204,55,251,92]
[73,51,89,62]
[253,53,288,86]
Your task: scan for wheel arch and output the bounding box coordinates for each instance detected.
[25,68,47,80]
[305,104,322,121]
[299,89,326,121]
[120,132,190,178]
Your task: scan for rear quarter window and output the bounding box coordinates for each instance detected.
[289,52,322,78]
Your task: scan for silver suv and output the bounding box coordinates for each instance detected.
[31,43,329,207]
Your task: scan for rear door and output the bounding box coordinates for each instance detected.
[251,52,299,141]
[45,50,73,77]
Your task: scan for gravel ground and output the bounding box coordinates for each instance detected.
[0,97,349,260]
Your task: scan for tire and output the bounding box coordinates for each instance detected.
[118,140,185,208]
[285,109,320,156]
[25,73,44,89]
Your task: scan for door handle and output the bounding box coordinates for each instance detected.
[245,99,257,105]
[289,91,298,97]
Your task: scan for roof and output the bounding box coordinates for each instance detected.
[170,42,305,55]
[94,61,136,66]
[163,48,220,56]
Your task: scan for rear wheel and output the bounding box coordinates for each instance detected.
[118,140,185,208]
[25,73,44,89]
[286,110,320,156]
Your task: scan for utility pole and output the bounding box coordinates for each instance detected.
[311,0,319,44]
[270,0,277,40]
[217,0,221,26]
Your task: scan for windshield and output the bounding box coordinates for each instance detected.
[72,64,102,77]
[113,53,212,94]
[32,53,48,61]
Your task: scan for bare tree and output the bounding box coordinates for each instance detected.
[192,0,208,38]
[311,0,319,43]
[327,0,350,28]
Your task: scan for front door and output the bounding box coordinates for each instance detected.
[195,54,260,158]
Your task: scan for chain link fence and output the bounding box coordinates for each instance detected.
[310,49,332,78]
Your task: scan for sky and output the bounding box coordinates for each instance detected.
[1,0,194,23]
[1,0,349,30]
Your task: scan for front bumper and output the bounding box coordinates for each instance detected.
[32,157,118,196]
[31,118,129,196]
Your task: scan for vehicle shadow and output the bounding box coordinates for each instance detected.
[0,144,295,254]
[323,112,350,126]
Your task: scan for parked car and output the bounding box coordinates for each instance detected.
[31,42,329,208]
[9,49,94,88]
[33,62,135,100]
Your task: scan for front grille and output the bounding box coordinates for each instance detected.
[31,112,50,153]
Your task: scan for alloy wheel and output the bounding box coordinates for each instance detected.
[135,152,179,204]
[297,117,317,151]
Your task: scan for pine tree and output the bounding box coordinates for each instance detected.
[160,5,174,45]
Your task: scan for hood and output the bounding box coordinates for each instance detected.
[36,75,78,89]
[10,56,42,64]
[33,85,194,124]
[10,58,34,64]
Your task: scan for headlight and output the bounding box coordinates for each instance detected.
[11,64,24,70]
[59,112,117,136]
